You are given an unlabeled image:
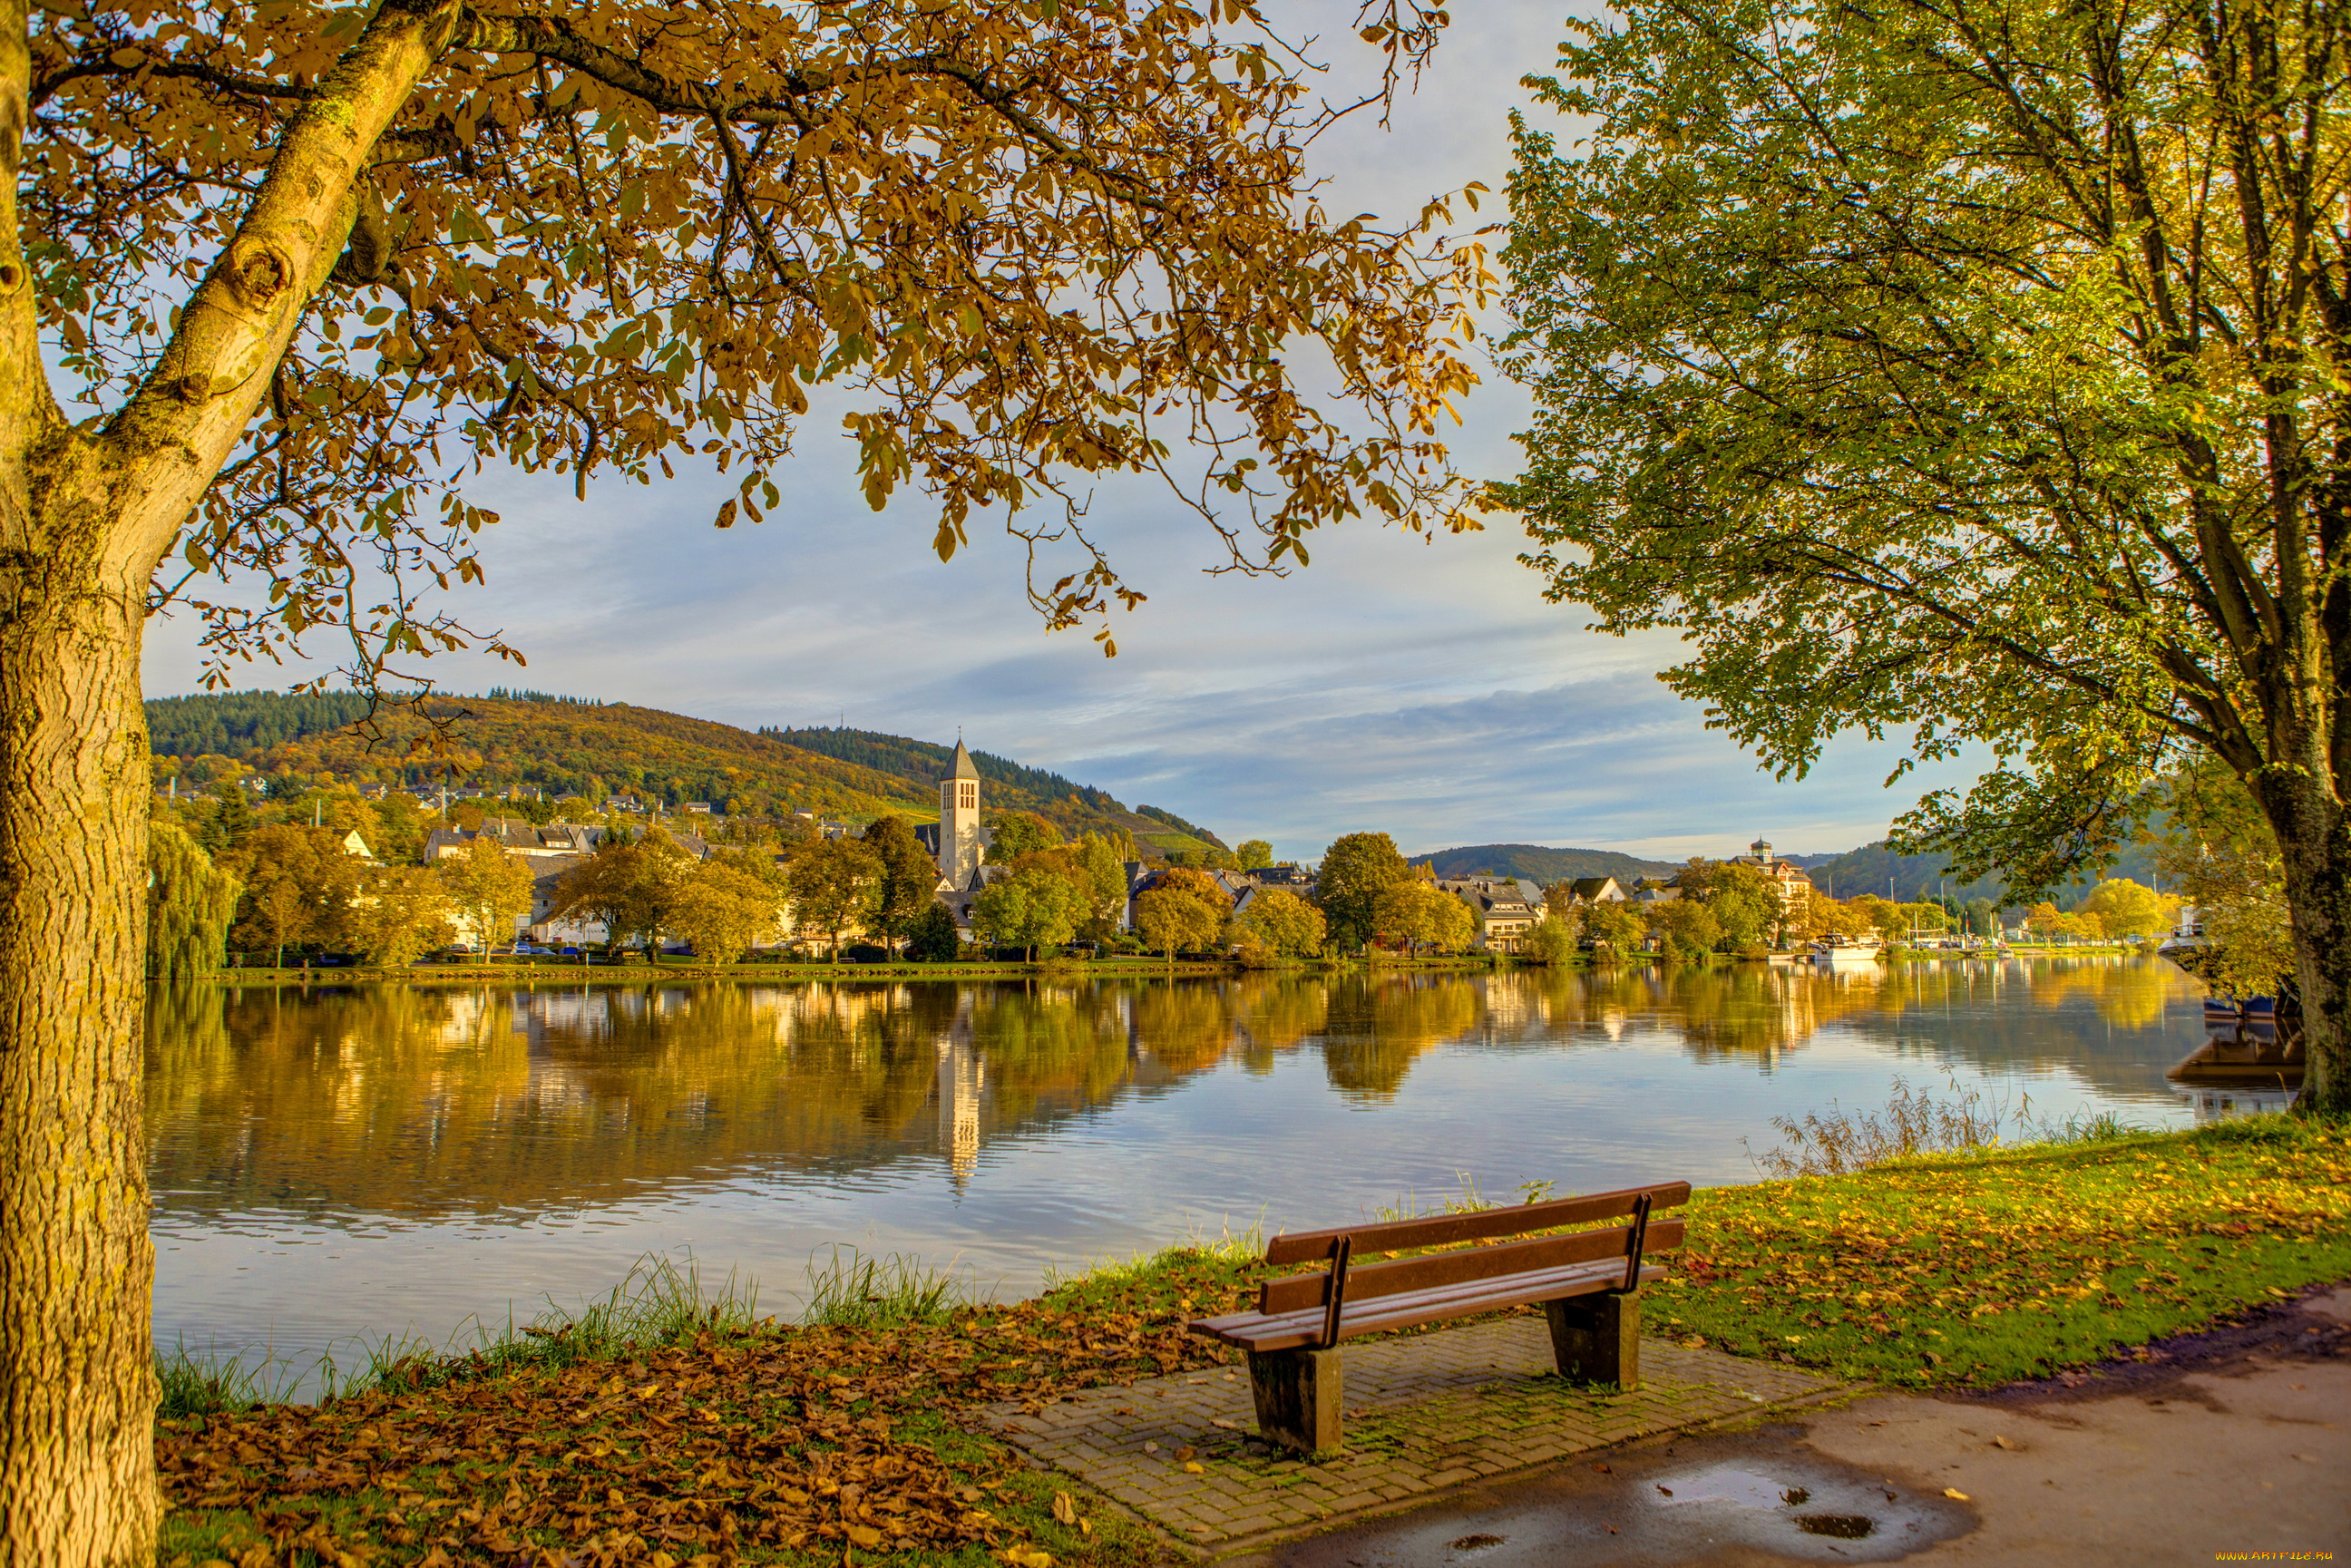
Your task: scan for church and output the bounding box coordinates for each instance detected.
[912,738,991,891]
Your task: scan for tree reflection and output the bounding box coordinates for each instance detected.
[147,959,2200,1222]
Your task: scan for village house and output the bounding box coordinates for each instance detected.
[1564,875,1628,905]
[1436,877,1542,952]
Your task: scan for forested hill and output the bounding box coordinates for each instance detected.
[1411,843,1679,882]
[143,690,1230,854]
[1807,839,2160,908]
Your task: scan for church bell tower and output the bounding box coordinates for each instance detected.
[939,738,982,888]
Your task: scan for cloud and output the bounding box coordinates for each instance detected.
[139,6,1972,864]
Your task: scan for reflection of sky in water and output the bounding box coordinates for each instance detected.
[149,959,2212,1386]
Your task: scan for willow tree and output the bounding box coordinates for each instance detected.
[0,0,1481,1554]
[1502,0,2347,1100]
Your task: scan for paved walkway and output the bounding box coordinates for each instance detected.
[980,1318,1860,1550]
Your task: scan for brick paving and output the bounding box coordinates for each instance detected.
[980,1318,1860,1551]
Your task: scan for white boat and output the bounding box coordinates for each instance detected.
[1804,935,1882,969]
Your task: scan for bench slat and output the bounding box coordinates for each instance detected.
[1263,1182,1692,1264]
[1256,1217,1683,1317]
[1191,1258,1668,1353]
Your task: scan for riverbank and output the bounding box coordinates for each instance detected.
[156,1113,2348,1564]
[192,952,1521,987]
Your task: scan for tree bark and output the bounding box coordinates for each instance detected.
[0,565,159,1563]
[2267,778,2350,1113]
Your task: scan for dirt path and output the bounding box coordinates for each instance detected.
[1222,1285,2350,1566]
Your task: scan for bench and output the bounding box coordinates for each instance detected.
[1186,1181,1689,1454]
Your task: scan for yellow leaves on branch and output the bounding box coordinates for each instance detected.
[34,0,1480,670]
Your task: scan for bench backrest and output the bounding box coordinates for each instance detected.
[1257,1182,1689,1319]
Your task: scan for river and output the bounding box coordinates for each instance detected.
[149,957,2230,1382]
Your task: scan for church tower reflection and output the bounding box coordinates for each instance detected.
[935,995,985,1185]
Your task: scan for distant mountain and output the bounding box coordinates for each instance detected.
[1808,839,2161,910]
[1410,843,1680,884]
[142,692,1229,855]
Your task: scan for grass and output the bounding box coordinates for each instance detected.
[1657,1112,2351,1388]
[801,1245,982,1329]
[157,1113,2351,1566]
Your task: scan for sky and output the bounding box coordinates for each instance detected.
[140,4,1979,866]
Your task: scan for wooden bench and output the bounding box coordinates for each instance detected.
[1186,1182,1688,1454]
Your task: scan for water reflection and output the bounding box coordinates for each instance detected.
[148,958,2211,1368]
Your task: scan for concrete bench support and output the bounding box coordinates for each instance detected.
[1545,1287,1643,1388]
[1246,1346,1343,1454]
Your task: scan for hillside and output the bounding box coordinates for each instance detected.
[1410,843,1679,883]
[143,690,1230,855]
[1808,839,2161,909]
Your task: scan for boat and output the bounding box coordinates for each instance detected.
[1803,934,1883,969]
[2203,997,2242,1028]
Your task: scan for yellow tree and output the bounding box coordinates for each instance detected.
[1135,886,1223,967]
[1233,888,1326,959]
[345,862,456,967]
[0,0,1483,1545]
[436,834,535,956]
[669,859,783,962]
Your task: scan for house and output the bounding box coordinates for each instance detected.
[424,818,607,862]
[1436,877,1540,952]
[338,828,375,860]
[681,802,715,815]
[1727,836,1815,905]
[1565,876,1627,905]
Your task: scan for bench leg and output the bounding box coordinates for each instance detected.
[1545,1288,1642,1389]
[1246,1347,1343,1455]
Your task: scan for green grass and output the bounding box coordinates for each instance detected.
[801,1246,983,1329]
[1654,1114,2351,1388]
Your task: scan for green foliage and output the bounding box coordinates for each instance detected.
[905,902,961,962]
[1645,898,1722,963]
[1582,899,1647,955]
[1500,0,2349,1009]
[1316,832,1411,950]
[146,819,241,983]
[971,867,1088,959]
[862,814,941,946]
[983,810,1059,863]
[1521,913,1578,965]
[1414,843,1675,882]
[145,689,377,758]
[801,1247,975,1329]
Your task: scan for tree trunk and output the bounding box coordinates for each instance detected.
[2267,775,2350,1113]
[0,579,159,1562]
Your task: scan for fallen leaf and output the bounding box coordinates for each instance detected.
[1656,1485,1673,1497]
[1211,1418,1240,1430]
[1051,1492,1077,1526]
[1142,1441,1160,1456]
[1944,1488,1971,1501]
[1992,1436,2017,1450]
[1184,1462,1205,1475]
[846,1526,883,1549]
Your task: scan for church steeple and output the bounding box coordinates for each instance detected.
[939,736,983,887]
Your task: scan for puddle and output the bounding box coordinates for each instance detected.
[1250,1425,1974,1566]
[1653,1466,1803,1508]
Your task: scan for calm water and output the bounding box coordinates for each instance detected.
[150,959,2217,1377]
